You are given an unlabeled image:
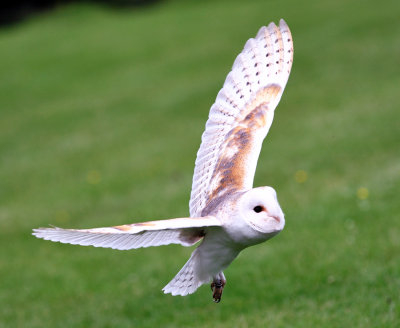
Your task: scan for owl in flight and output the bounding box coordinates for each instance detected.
[33,19,293,303]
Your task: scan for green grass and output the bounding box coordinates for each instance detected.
[1,0,399,326]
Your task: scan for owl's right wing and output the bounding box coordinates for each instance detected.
[189,20,293,217]
[33,216,221,250]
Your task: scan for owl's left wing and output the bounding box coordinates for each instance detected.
[189,20,293,217]
[33,216,221,250]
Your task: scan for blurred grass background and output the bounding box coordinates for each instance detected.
[1,0,399,326]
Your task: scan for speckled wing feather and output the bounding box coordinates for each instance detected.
[189,19,293,217]
[33,216,221,250]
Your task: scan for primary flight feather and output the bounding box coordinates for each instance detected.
[33,19,293,303]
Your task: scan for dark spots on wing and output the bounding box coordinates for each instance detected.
[244,105,268,124]
[218,159,234,169]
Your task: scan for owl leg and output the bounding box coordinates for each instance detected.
[210,272,226,303]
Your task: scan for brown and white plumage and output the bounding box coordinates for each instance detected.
[190,20,293,217]
[33,19,293,302]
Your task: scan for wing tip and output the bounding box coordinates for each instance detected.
[267,21,277,29]
[32,227,71,243]
[32,227,55,238]
[279,18,288,27]
[259,18,289,31]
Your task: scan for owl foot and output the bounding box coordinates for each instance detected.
[211,274,226,303]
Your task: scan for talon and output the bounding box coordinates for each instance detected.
[211,279,226,303]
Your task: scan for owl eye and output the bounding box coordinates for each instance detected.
[253,206,263,213]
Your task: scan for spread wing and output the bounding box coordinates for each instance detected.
[189,19,293,217]
[33,216,221,250]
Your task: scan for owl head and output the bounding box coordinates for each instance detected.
[238,186,285,234]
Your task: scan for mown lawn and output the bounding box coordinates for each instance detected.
[0,0,399,326]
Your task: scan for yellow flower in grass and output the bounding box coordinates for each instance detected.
[357,187,369,200]
[295,170,307,183]
[87,170,101,185]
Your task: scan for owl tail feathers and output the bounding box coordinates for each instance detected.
[162,250,206,296]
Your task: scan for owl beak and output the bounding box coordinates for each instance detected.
[270,215,281,223]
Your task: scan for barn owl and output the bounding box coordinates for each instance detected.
[33,19,293,303]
